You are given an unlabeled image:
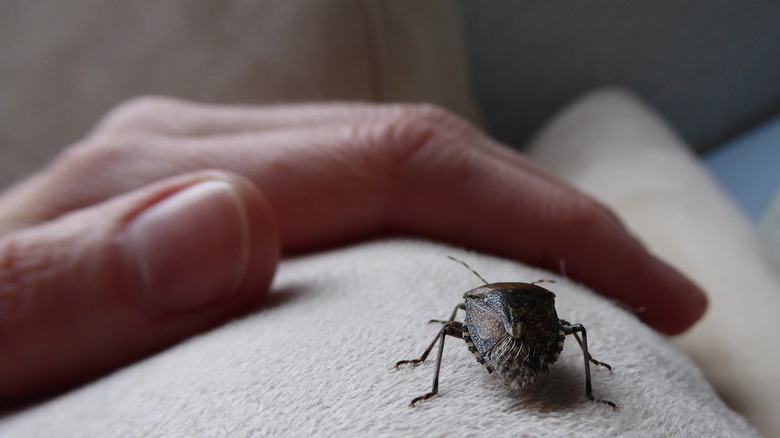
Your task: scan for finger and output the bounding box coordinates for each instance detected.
[0,102,413,231]
[0,103,572,233]
[245,107,704,334]
[92,98,563,190]
[0,171,279,403]
[0,103,562,231]
[90,97,562,184]
[111,104,704,334]
[90,96,400,138]
[386,137,707,335]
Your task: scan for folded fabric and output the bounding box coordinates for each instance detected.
[0,240,760,437]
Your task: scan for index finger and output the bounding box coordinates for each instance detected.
[3,103,707,334]
[173,103,707,334]
[373,107,707,335]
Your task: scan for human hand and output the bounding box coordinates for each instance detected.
[0,99,707,404]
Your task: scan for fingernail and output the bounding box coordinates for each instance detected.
[125,180,250,312]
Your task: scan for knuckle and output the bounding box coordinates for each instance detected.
[51,136,144,179]
[387,104,475,143]
[51,96,191,189]
[91,95,186,137]
[390,103,467,130]
[373,104,477,168]
[45,137,166,206]
[356,104,483,218]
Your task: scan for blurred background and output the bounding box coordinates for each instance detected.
[457,2,780,223]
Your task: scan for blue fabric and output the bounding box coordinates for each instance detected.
[704,116,780,222]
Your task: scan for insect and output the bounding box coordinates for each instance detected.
[395,256,616,408]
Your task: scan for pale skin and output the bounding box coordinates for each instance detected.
[0,99,707,404]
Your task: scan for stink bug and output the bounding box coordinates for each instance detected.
[395,257,616,408]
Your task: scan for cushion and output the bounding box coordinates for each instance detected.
[526,88,780,436]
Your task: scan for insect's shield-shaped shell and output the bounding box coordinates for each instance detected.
[463,283,563,389]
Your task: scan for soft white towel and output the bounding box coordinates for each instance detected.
[0,240,760,437]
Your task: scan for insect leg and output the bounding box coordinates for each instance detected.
[409,322,463,407]
[571,332,612,370]
[560,319,612,371]
[562,322,617,408]
[396,304,464,368]
[428,303,466,325]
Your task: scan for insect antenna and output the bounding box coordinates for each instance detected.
[447,256,489,285]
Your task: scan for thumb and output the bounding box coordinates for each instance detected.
[0,172,279,404]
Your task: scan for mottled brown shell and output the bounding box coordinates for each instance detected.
[462,283,565,389]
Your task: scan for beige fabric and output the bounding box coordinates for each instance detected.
[0,239,761,437]
[527,89,780,437]
[0,0,478,189]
